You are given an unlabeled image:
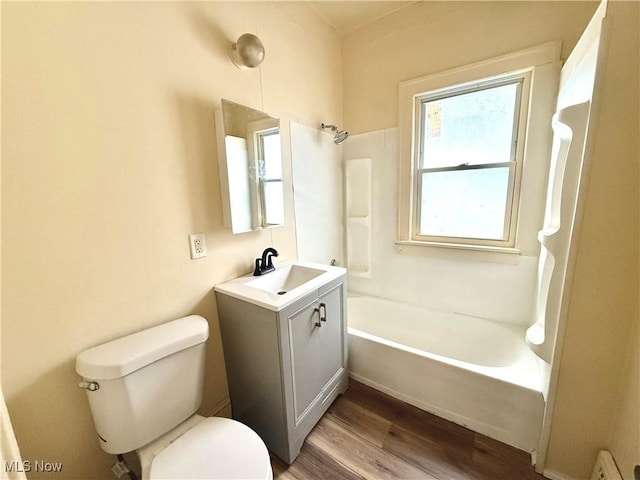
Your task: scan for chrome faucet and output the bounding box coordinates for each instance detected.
[253,248,279,276]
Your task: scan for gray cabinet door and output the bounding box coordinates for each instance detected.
[287,298,323,424]
[318,284,345,391]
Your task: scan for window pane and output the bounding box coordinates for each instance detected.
[421,82,519,168]
[261,132,282,179]
[419,167,510,240]
[263,180,284,225]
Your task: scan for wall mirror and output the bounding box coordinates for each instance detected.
[215,99,284,234]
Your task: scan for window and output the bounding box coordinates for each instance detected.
[415,75,527,246]
[256,128,284,226]
[398,43,561,255]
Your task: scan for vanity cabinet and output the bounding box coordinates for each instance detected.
[216,274,347,464]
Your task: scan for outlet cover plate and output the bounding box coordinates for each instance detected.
[189,233,207,259]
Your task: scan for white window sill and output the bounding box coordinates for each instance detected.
[395,240,522,264]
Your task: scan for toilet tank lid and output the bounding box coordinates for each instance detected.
[75,315,209,380]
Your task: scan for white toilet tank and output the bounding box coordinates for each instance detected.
[76,316,209,455]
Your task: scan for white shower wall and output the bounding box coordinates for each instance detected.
[344,128,538,326]
[290,122,344,265]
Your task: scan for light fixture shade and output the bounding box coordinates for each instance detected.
[230,33,265,69]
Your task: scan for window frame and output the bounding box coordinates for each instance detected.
[411,72,531,248]
[255,127,284,227]
[247,117,283,229]
[397,42,562,257]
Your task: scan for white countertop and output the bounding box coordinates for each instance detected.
[214,260,346,311]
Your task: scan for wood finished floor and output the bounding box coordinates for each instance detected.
[271,380,547,480]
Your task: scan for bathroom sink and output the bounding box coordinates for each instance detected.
[246,264,325,295]
[214,261,346,311]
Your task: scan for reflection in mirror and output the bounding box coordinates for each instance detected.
[215,99,284,234]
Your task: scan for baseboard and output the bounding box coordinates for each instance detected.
[203,396,232,418]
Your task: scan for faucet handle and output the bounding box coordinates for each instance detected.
[253,258,263,276]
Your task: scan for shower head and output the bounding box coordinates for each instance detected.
[321,123,349,145]
[333,129,349,144]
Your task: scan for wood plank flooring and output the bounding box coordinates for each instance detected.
[271,380,547,480]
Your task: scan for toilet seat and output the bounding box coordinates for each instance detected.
[146,417,272,480]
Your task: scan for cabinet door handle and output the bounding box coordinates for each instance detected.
[313,307,322,327]
[319,303,327,322]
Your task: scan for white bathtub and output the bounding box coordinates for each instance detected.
[347,295,545,452]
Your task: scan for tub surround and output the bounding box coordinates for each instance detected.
[343,128,539,325]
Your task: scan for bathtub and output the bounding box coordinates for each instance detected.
[347,295,545,452]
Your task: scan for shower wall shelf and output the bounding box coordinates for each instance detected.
[345,158,372,277]
[527,101,590,363]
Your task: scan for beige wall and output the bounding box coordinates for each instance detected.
[343,1,597,134]
[1,2,341,479]
[546,2,640,478]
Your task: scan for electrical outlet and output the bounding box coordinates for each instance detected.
[189,233,207,259]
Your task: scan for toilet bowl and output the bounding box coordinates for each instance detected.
[75,315,273,480]
[138,415,272,480]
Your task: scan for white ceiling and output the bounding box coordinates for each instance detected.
[308,1,417,34]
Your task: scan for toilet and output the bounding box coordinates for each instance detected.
[75,315,272,480]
